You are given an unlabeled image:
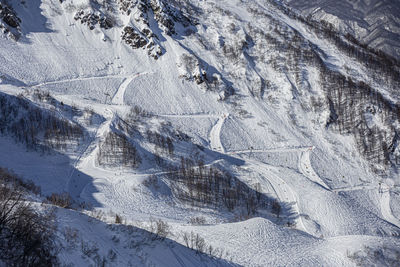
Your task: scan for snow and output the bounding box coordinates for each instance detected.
[0,0,399,265]
[209,113,228,153]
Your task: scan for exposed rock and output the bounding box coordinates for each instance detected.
[0,2,21,40]
[122,26,149,49]
[149,0,194,36]
[177,53,231,97]
[118,0,136,15]
[0,3,20,28]
[74,10,114,30]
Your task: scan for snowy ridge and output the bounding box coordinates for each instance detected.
[0,0,400,266]
[283,0,400,59]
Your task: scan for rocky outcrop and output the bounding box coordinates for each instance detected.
[0,2,21,40]
[122,26,149,49]
[117,0,196,59]
[74,10,114,30]
[149,0,194,36]
[121,26,162,59]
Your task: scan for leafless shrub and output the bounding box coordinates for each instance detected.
[146,130,175,156]
[115,213,123,224]
[142,175,160,189]
[81,240,99,258]
[126,105,153,123]
[97,131,142,168]
[63,227,79,247]
[182,232,206,254]
[0,184,59,266]
[348,245,400,266]
[107,249,117,261]
[149,217,170,240]
[189,216,206,225]
[0,92,84,152]
[46,192,73,208]
[90,209,106,221]
[0,167,41,195]
[168,157,277,217]
[32,89,52,103]
[272,200,281,218]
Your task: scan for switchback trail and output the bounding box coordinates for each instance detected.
[111,72,153,105]
[209,113,229,153]
[298,149,331,191]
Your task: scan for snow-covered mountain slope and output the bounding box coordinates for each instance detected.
[283,0,400,59]
[0,0,400,266]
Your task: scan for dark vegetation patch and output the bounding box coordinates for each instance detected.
[165,157,285,219]
[0,92,84,152]
[0,168,59,266]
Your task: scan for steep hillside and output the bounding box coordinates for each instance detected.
[0,0,400,266]
[283,0,400,59]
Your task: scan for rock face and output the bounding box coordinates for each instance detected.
[0,4,19,28]
[117,0,195,58]
[149,0,193,36]
[122,26,149,49]
[121,26,162,59]
[0,0,195,60]
[0,1,20,39]
[74,10,114,30]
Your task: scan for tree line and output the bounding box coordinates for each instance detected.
[166,157,283,218]
[0,92,84,152]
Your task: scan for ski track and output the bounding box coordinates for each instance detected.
[111,72,152,105]
[30,74,126,88]
[227,146,311,155]
[67,109,114,198]
[298,149,331,191]
[332,184,377,192]
[157,113,220,119]
[246,159,310,234]
[209,113,229,153]
[380,183,400,229]
[65,134,94,195]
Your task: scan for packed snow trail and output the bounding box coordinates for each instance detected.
[111,72,152,105]
[209,113,229,153]
[65,134,95,195]
[112,76,134,105]
[243,159,310,235]
[227,146,312,155]
[228,146,331,192]
[31,74,126,88]
[66,109,114,197]
[380,183,400,228]
[299,149,331,191]
[157,113,220,119]
[332,184,377,192]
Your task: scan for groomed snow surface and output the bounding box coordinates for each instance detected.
[0,0,399,266]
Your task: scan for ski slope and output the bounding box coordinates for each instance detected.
[0,0,399,265]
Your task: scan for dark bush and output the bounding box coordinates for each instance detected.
[0,183,58,265]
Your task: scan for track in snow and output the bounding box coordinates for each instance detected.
[332,184,377,192]
[298,149,331,191]
[209,113,229,153]
[31,74,126,88]
[228,146,331,191]
[66,109,114,197]
[227,146,311,155]
[245,160,309,234]
[380,183,400,228]
[111,72,152,105]
[157,113,220,119]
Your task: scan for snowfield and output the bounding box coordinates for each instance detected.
[0,0,399,266]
